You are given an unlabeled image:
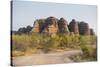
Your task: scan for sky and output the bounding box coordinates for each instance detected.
[12,1,97,33]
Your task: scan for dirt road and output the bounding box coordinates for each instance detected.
[12,50,82,66]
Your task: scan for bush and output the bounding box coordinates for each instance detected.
[80,45,97,61]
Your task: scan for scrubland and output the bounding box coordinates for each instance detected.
[12,33,97,61]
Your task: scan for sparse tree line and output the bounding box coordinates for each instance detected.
[12,25,33,34]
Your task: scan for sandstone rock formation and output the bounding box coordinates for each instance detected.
[58,18,69,33]
[32,20,40,32]
[41,17,59,33]
[68,19,79,34]
[90,28,95,35]
[79,21,90,35]
[32,16,95,35]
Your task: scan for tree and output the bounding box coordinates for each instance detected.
[15,25,33,34]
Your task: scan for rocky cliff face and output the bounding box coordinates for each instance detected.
[32,16,95,35]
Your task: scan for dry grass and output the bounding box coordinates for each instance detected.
[12,33,97,61]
